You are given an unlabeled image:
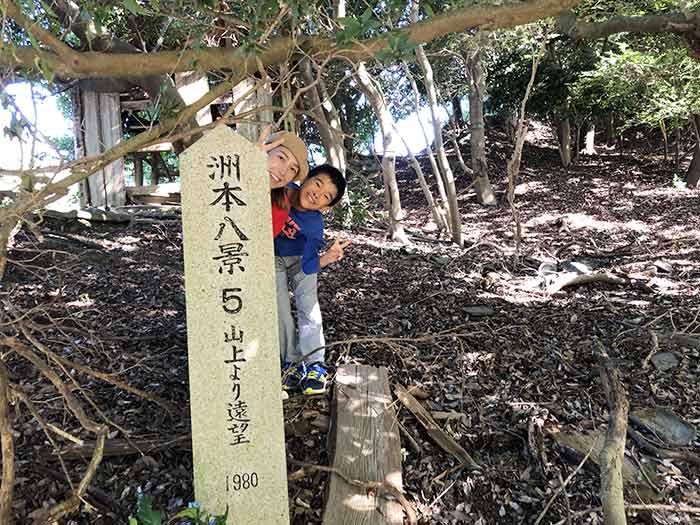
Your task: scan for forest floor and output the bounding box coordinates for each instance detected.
[4,127,700,524]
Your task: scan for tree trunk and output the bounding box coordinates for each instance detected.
[660,119,668,162]
[448,113,473,180]
[279,63,296,133]
[301,60,346,172]
[340,100,357,156]
[675,123,680,170]
[402,63,450,230]
[506,110,518,142]
[606,113,616,145]
[686,143,700,188]
[584,123,597,155]
[319,79,347,173]
[0,361,15,525]
[687,114,700,188]
[354,63,408,243]
[415,46,462,243]
[451,96,464,129]
[394,121,448,231]
[555,117,572,169]
[467,48,497,207]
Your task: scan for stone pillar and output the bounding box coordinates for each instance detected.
[179,126,289,522]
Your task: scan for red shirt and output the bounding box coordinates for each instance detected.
[271,195,290,237]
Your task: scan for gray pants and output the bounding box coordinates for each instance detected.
[275,256,325,364]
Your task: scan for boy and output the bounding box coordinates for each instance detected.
[274,164,349,395]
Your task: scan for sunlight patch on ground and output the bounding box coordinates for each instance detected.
[115,235,142,246]
[657,226,700,240]
[634,187,696,197]
[525,212,649,233]
[524,212,559,227]
[514,181,547,196]
[66,294,95,308]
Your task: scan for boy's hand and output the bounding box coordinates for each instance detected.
[320,238,352,267]
[256,125,285,153]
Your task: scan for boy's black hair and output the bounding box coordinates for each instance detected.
[307,164,346,207]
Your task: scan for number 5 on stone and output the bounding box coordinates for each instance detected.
[222,288,242,314]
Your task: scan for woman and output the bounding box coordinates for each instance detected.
[256,127,309,236]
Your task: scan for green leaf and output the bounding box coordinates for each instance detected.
[122,0,148,15]
[173,508,200,519]
[134,496,162,525]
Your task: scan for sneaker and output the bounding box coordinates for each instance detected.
[301,362,328,396]
[282,361,306,392]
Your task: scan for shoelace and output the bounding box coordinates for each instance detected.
[306,366,326,380]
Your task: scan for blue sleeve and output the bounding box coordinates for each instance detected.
[300,216,325,274]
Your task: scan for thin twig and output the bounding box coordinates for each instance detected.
[287,459,418,525]
[534,448,592,525]
[20,325,176,414]
[641,331,660,369]
[554,503,700,524]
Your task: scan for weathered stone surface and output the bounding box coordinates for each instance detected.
[630,408,696,447]
[650,352,680,372]
[180,126,288,522]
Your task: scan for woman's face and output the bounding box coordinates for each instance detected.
[267,146,300,189]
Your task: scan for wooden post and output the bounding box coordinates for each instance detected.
[150,152,160,185]
[175,72,213,126]
[179,126,289,522]
[133,155,144,187]
[78,88,125,208]
[232,78,259,142]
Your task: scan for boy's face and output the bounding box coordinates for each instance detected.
[297,173,338,211]
[267,146,300,190]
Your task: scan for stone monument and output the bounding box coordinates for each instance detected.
[180,125,289,523]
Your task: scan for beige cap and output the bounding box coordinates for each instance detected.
[268,131,309,182]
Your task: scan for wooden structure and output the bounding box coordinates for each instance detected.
[71,74,269,210]
[324,365,404,524]
[74,89,125,208]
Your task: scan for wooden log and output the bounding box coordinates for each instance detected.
[599,363,629,525]
[548,272,628,294]
[40,208,132,223]
[126,183,181,205]
[324,365,404,525]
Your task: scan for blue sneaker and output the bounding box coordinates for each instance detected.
[301,362,329,396]
[282,362,306,392]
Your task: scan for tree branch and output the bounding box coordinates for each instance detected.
[0,0,77,61]
[0,361,14,525]
[599,363,629,525]
[559,10,700,56]
[1,0,582,79]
